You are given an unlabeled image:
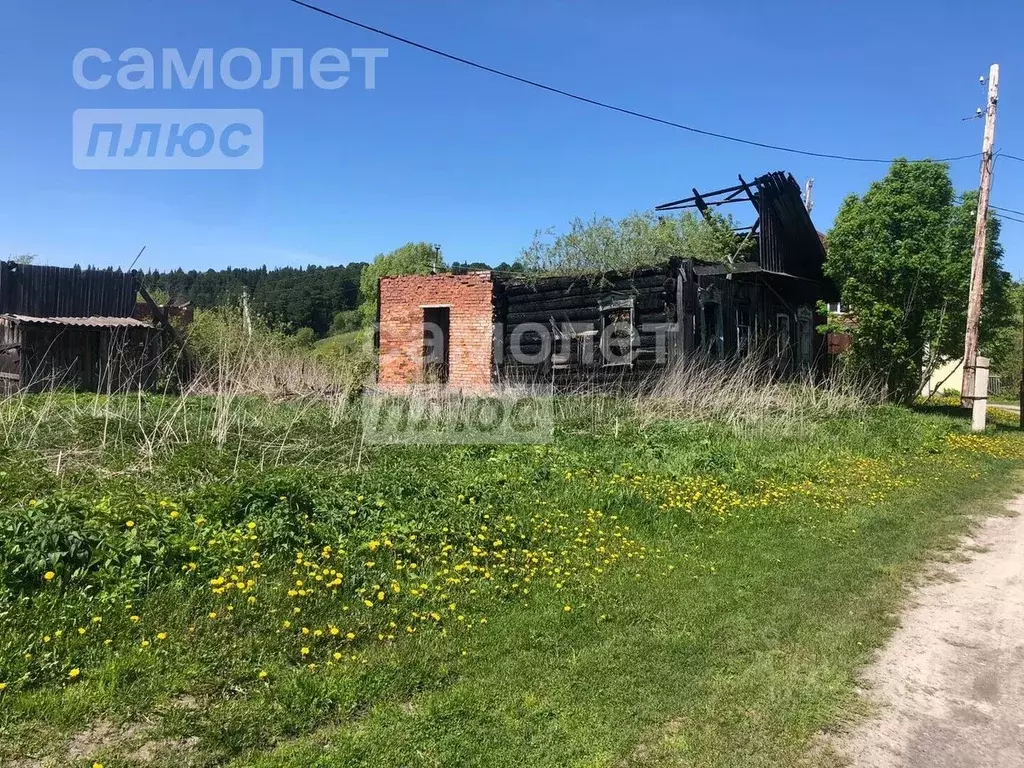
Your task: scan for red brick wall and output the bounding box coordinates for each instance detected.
[377,273,494,391]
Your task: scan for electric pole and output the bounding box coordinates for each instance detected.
[804,178,814,214]
[961,63,1000,406]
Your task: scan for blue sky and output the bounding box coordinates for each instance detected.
[2,0,1024,277]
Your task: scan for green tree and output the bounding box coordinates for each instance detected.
[359,242,441,324]
[824,159,1012,403]
[331,309,362,335]
[293,327,316,349]
[519,210,749,274]
[988,280,1024,397]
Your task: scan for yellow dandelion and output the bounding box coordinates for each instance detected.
[68,668,81,680]
[43,571,56,581]
[125,520,135,528]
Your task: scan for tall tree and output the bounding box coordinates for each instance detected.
[359,242,441,324]
[520,210,750,274]
[824,160,1011,402]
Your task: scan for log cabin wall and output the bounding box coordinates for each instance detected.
[490,259,831,388]
[493,265,680,388]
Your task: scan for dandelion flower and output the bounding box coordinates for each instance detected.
[130,615,141,623]
[0,682,7,691]
[300,647,310,656]
[258,670,268,679]
[156,632,168,641]
[68,668,81,680]
[43,571,56,581]
[126,521,135,528]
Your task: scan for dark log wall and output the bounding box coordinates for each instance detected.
[0,262,138,318]
[492,260,830,386]
[493,265,679,387]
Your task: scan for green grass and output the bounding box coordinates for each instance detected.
[0,393,1022,767]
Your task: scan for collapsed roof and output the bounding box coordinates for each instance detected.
[656,171,828,282]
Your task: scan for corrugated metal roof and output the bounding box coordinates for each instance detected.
[0,314,158,329]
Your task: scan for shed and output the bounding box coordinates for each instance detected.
[0,262,166,393]
[0,314,163,393]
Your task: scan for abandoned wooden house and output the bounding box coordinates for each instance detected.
[376,171,838,392]
[0,261,167,392]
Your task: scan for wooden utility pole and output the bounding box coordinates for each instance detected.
[961,63,1000,406]
[803,178,814,214]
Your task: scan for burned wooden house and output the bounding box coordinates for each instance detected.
[0,262,167,392]
[376,172,838,392]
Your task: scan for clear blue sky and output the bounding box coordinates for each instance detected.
[2,0,1024,277]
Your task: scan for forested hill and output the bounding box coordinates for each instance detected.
[142,263,367,336]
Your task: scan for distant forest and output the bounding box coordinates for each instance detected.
[143,263,367,337]
[142,260,512,337]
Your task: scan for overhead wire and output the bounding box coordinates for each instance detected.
[283,0,984,165]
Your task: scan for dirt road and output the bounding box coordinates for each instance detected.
[839,495,1024,767]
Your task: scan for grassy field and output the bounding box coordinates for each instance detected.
[1,391,1023,767]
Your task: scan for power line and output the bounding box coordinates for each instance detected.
[993,211,1024,225]
[998,152,1024,163]
[284,0,982,165]
[992,204,1024,218]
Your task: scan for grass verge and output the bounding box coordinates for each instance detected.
[0,394,1022,767]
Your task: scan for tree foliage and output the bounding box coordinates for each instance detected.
[520,210,752,274]
[359,242,441,324]
[824,160,1012,402]
[987,280,1024,396]
[144,262,366,337]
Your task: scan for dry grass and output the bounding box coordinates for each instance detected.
[633,347,883,430]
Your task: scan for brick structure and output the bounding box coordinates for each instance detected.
[376,173,842,392]
[377,273,494,391]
